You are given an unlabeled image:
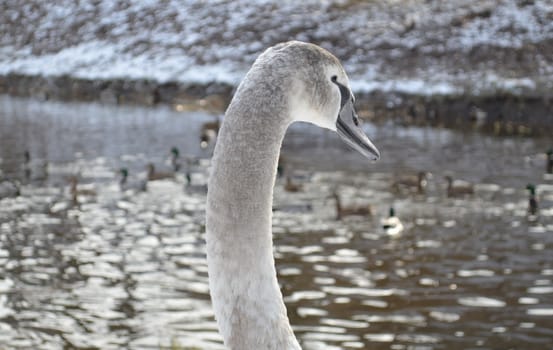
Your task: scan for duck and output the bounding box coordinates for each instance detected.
[197,94,227,114]
[22,150,48,181]
[68,176,96,204]
[526,183,538,217]
[444,175,474,197]
[283,176,302,192]
[170,147,181,172]
[546,148,553,174]
[200,119,221,149]
[147,163,174,181]
[392,171,429,194]
[119,168,147,192]
[333,191,372,220]
[381,207,404,236]
[183,170,208,194]
[185,171,192,186]
[277,155,286,178]
[205,41,380,349]
[0,179,20,199]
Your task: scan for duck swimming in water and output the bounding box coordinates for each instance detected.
[146,163,174,181]
[445,175,474,197]
[546,148,553,174]
[526,183,538,217]
[381,207,404,236]
[0,179,20,199]
[392,171,430,194]
[333,190,372,220]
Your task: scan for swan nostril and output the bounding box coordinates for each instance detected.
[353,114,359,126]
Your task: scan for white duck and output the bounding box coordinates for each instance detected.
[206,41,380,349]
[381,207,404,236]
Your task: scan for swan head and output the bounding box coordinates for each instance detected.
[270,41,380,161]
[330,75,380,161]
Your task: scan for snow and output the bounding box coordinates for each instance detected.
[1,0,552,96]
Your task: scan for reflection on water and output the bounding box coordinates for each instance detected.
[1,96,553,349]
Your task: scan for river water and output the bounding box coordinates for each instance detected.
[0,96,552,350]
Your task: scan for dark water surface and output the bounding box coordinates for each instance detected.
[1,96,552,350]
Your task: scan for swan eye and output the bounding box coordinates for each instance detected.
[330,76,351,108]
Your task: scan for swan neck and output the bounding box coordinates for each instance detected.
[206,88,300,349]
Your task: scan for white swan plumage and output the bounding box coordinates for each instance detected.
[206,41,379,349]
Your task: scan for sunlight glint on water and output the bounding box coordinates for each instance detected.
[0,96,552,349]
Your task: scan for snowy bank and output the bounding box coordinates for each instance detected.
[1,0,552,96]
[1,0,552,134]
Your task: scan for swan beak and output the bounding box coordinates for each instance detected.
[336,100,380,161]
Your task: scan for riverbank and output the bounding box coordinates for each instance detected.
[1,73,552,137]
[2,0,553,135]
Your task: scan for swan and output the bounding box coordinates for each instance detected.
[206,41,379,349]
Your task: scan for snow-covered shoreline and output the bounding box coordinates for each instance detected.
[0,38,547,98]
[1,0,552,134]
[1,71,551,138]
[1,0,552,97]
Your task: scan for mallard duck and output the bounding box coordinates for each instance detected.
[119,168,147,192]
[0,179,20,199]
[526,184,538,216]
[170,147,181,172]
[147,163,174,181]
[381,207,404,236]
[445,175,474,197]
[333,191,372,220]
[392,171,429,194]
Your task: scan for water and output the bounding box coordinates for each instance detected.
[1,95,552,350]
